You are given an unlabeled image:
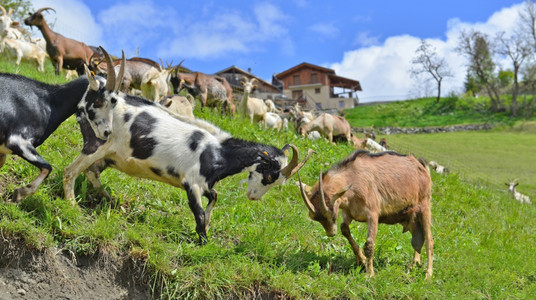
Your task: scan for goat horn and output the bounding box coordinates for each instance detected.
[297,173,316,214]
[0,5,6,16]
[175,59,184,76]
[115,50,126,92]
[36,7,56,15]
[280,144,314,179]
[100,46,116,91]
[317,170,330,214]
[84,64,100,91]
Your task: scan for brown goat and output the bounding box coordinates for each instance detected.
[299,113,353,145]
[298,150,433,279]
[24,7,95,75]
[170,70,235,114]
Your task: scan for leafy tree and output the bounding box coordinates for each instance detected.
[457,30,503,112]
[410,40,453,103]
[497,69,514,88]
[463,71,480,97]
[0,0,33,21]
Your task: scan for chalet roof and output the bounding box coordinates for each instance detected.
[328,74,362,91]
[275,62,336,79]
[215,65,277,90]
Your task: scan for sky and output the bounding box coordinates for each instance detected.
[25,0,526,102]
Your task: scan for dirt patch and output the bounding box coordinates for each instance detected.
[0,239,151,300]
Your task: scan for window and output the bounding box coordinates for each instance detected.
[339,100,345,108]
[315,88,321,94]
[293,75,301,85]
[315,103,323,109]
[310,73,318,84]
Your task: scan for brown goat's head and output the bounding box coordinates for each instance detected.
[24,7,55,28]
[298,172,351,237]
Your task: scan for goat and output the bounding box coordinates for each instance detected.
[24,7,95,75]
[0,72,89,201]
[506,179,532,204]
[96,57,158,94]
[62,48,313,243]
[428,161,449,175]
[170,69,235,114]
[299,113,353,145]
[265,99,279,113]
[263,112,283,131]
[140,65,173,102]
[298,150,434,279]
[159,94,195,118]
[0,6,25,41]
[379,137,388,149]
[1,35,47,72]
[363,138,388,153]
[239,77,268,123]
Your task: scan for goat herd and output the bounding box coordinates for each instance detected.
[0,6,530,281]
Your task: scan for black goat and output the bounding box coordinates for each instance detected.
[0,72,89,201]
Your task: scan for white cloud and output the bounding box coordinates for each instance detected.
[331,3,526,102]
[28,0,102,46]
[308,22,339,37]
[353,31,380,47]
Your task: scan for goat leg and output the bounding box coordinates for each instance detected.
[184,182,208,244]
[203,189,218,233]
[7,141,51,202]
[340,222,366,267]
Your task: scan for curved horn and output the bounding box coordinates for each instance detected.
[317,170,329,214]
[174,59,184,76]
[115,50,126,92]
[36,7,56,15]
[250,78,258,84]
[0,5,6,16]
[100,46,116,91]
[280,144,314,178]
[298,173,316,214]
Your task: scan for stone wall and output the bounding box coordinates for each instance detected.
[353,123,494,135]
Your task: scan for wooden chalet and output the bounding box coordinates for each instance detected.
[274,62,362,110]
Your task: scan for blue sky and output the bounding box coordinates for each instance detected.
[27,0,524,102]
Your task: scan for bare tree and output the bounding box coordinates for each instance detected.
[457,30,503,112]
[410,40,453,103]
[496,31,531,116]
[519,0,536,51]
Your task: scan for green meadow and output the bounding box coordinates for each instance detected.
[1,57,535,299]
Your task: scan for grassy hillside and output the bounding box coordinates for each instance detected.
[345,96,535,128]
[1,57,536,299]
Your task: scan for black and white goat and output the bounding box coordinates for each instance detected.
[0,72,89,201]
[63,48,313,243]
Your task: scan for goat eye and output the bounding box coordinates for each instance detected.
[111,98,117,104]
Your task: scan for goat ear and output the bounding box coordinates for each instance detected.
[84,64,100,91]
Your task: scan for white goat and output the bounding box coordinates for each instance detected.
[1,36,47,72]
[239,77,268,123]
[265,99,279,113]
[159,94,195,119]
[139,66,173,101]
[428,161,449,175]
[63,48,313,243]
[263,112,283,131]
[506,180,532,204]
[363,138,388,153]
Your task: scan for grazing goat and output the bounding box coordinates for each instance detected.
[363,138,388,153]
[140,65,173,101]
[299,113,353,145]
[239,77,268,123]
[428,161,449,175]
[1,35,47,72]
[170,69,235,114]
[24,7,95,75]
[0,72,89,201]
[159,94,195,118]
[506,179,532,204]
[265,99,279,113]
[298,150,434,279]
[62,48,313,243]
[263,112,283,131]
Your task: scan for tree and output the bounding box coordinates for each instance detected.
[496,31,531,117]
[410,40,453,103]
[456,30,503,112]
[0,0,33,21]
[519,0,536,52]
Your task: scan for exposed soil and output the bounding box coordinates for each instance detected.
[0,239,151,300]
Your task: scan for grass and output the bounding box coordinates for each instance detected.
[345,96,535,128]
[1,56,536,299]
